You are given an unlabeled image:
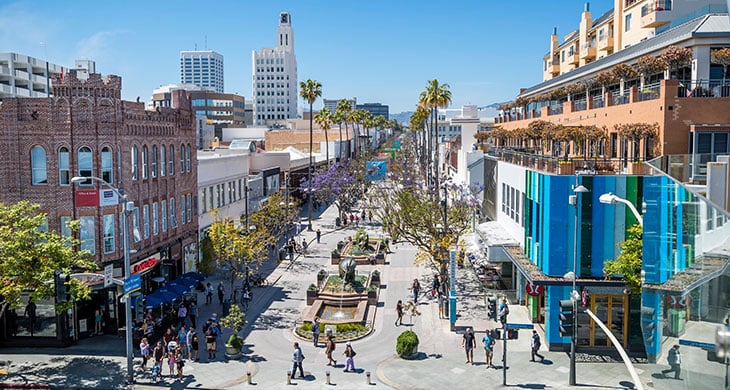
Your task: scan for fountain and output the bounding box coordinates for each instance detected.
[331,229,387,265]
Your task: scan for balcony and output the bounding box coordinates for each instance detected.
[641,1,671,28]
[597,35,614,51]
[567,52,579,65]
[487,148,627,176]
[580,43,596,60]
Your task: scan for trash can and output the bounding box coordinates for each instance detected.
[335,216,341,227]
[279,248,286,261]
[223,299,231,317]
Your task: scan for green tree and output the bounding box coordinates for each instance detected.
[418,79,452,193]
[314,107,333,166]
[336,99,353,159]
[711,48,730,86]
[603,224,643,294]
[299,79,322,231]
[0,201,97,316]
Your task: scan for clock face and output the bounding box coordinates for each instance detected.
[281,14,288,24]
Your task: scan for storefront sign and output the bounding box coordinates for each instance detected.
[132,254,160,275]
[104,264,114,287]
[75,190,99,207]
[99,189,119,207]
[526,283,544,296]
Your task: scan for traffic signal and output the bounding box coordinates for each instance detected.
[716,324,730,359]
[507,329,519,340]
[559,299,574,337]
[55,271,71,303]
[487,296,498,322]
[640,306,656,346]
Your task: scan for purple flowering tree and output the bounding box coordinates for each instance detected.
[301,160,365,221]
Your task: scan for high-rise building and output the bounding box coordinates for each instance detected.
[180,50,224,93]
[356,102,389,120]
[0,52,64,100]
[252,12,298,126]
[323,98,356,113]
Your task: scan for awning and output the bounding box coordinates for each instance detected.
[644,254,729,294]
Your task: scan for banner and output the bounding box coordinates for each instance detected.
[75,190,99,207]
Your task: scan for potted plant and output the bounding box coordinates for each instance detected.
[219,304,246,360]
[331,249,341,264]
[396,330,419,359]
[367,285,378,305]
[306,283,318,305]
[370,270,381,286]
[317,269,328,286]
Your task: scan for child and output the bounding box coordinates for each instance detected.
[175,347,184,378]
[168,346,177,376]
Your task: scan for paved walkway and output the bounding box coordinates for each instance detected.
[0,199,725,389]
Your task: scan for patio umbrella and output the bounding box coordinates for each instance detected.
[172,275,198,289]
[144,289,178,309]
[182,272,205,281]
[160,283,188,296]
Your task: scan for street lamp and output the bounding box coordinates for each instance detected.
[599,193,643,227]
[71,175,134,385]
[568,182,589,386]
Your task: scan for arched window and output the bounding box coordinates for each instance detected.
[151,145,158,178]
[31,145,47,185]
[77,146,92,184]
[142,146,149,179]
[160,145,166,177]
[180,144,185,173]
[131,146,138,180]
[169,144,175,175]
[58,147,70,185]
[186,144,192,172]
[101,146,113,184]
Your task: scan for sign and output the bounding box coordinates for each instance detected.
[365,161,387,182]
[99,189,119,207]
[507,323,535,329]
[679,339,715,350]
[103,264,114,288]
[132,254,160,275]
[526,283,544,296]
[123,274,141,295]
[75,190,99,207]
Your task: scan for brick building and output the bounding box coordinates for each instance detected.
[0,71,198,341]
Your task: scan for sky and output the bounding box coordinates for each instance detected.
[1,0,614,114]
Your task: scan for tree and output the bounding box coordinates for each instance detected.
[336,99,353,159]
[314,107,333,166]
[419,79,452,192]
[349,109,366,157]
[306,160,365,222]
[0,201,97,317]
[661,45,693,80]
[410,106,430,180]
[603,224,643,294]
[616,122,659,161]
[637,55,667,87]
[527,120,554,154]
[711,48,730,87]
[299,79,322,231]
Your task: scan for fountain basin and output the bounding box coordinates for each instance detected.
[318,303,360,322]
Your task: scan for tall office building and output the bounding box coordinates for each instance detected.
[180,50,224,93]
[252,12,298,126]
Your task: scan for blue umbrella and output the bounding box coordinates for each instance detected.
[160,283,188,296]
[144,289,178,309]
[172,276,198,288]
[182,272,205,281]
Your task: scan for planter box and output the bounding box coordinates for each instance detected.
[398,344,419,360]
[306,290,318,305]
[367,290,377,305]
[225,345,242,360]
[558,163,574,175]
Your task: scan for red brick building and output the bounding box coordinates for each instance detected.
[0,71,198,340]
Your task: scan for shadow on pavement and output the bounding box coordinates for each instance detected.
[2,356,124,389]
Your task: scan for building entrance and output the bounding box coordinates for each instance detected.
[577,293,629,348]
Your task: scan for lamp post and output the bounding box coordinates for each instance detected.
[599,192,643,227]
[71,176,134,385]
[568,182,589,386]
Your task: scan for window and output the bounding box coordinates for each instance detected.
[101,147,113,184]
[625,14,632,32]
[143,204,150,239]
[103,214,115,254]
[186,144,192,172]
[181,196,186,225]
[31,145,47,185]
[78,147,93,184]
[187,194,192,223]
[208,187,214,210]
[132,207,141,243]
[169,144,175,175]
[161,200,168,232]
[80,216,95,255]
[170,198,177,228]
[180,144,185,173]
[561,50,565,63]
[160,146,166,176]
[151,146,157,178]
[142,146,149,179]
[60,216,72,238]
[59,147,70,185]
[201,190,207,213]
[131,146,138,180]
[152,202,159,235]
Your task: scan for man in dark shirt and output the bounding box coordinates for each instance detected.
[462,327,476,364]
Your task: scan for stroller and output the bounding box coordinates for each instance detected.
[151,362,162,383]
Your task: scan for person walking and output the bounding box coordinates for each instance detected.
[482,329,496,368]
[343,342,357,372]
[175,347,184,378]
[530,330,545,362]
[205,283,213,304]
[178,325,188,358]
[498,298,510,324]
[411,279,421,304]
[205,325,217,360]
[316,229,321,244]
[167,345,177,377]
[94,309,103,335]
[312,317,321,347]
[437,291,446,319]
[217,282,225,305]
[152,341,166,377]
[189,302,198,329]
[177,305,187,327]
[191,332,200,362]
[186,327,195,360]
[291,342,305,379]
[661,345,682,380]
[368,210,373,224]
[462,327,476,364]
[140,337,151,371]
[24,299,37,336]
[325,335,337,366]
[395,300,404,326]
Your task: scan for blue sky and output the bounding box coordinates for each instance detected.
[1,0,613,113]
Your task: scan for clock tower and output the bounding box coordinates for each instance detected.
[277,12,294,52]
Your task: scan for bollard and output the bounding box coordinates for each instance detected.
[325,370,331,385]
[287,370,292,385]
[247,371,252,385]
[366,371,371,385]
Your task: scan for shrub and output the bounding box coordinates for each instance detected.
[308,283,318,292]
[226,334,244,350]
[335,322,366,333]
[318,269,328,278]
[396,330,419,357]
[300,322,312,332]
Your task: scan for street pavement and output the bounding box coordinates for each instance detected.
[0,199,725,389]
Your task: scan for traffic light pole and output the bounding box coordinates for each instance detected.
[502,320,508,386]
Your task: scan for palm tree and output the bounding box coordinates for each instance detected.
[314,107,333,166]
[299,79,322,231]
[373,115,387,152]
[419,79,452,191]
[358,110,373,156]
[411,106,430,180]
[332,110,345,161]
[335,99,353,159]
[348,109,365,158]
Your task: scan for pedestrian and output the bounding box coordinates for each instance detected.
[498,298,509,324]
[178,325,188,357]
[368,210,373,224]
[205,325,217,360]
[24,299,36,336]
[167,345,177,376]
[432,275,440,295]
[360,210,366,222]
[163,327,174,347]
[325,335,337,366]
[152,341,166,376]
[395,300,404,326]
[661,345,682,380]
[312,316,321,347]
[186,327,194,360]
[531,330,545,362]
[175,347,184,378]
[217,282,225,305]
[411,278,421,304]
[301,238,308,253]
[482,329,496,368]
[205,282,213,304]
[177,304,187,327]
[191,332,200,362]
[437,291,445,319]
[316,228,321,244]
[189,302,198,329]
[354,214,359,227]
[343,342,357,372]
[291,342,305,379]
[94,309,103,335]
[140,337,150,371]
[462,327,476,364]
[349,213,354,225]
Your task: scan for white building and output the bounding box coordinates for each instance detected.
[252,12,298,126]
[180,50,224,93]
[323,97,356,113]
[0,52,64,100]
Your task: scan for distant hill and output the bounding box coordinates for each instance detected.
[390,111,413,126]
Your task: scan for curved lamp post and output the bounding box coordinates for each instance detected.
[71,175,134,385]
[599,192,643,227]
[568,183,589,386]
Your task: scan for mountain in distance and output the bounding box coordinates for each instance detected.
[390,111,413,125]
[391,101,508,125]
